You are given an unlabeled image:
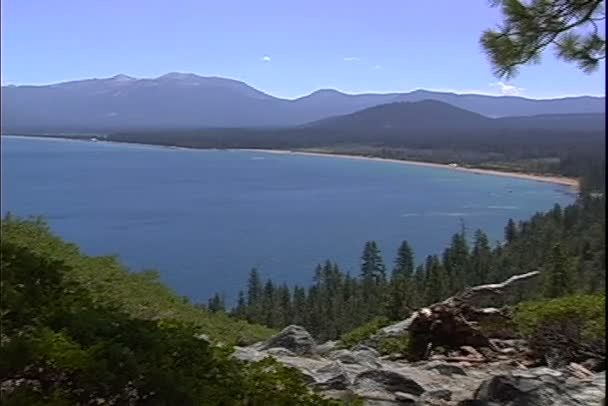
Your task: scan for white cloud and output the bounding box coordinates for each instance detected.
[373,65,382,70]
[261,56,271,62]
[343,57,361,62]
[490,81,525,96]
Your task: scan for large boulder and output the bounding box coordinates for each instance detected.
[258,325,317,356]
[328,349,382,369]
[353,369,426,397]
[467,368,605,406]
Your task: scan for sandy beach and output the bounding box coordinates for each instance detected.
[239,148,580,190]
[5,136,579,191]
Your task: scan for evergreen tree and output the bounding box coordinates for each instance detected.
[425,256,445,304]
[233,290,246,318]
[505,218,518,243]
[482,0,605,78]
[360,241,387,320]
[387,241,416,319]
[208,292,225,313]
[544,243,574,298]
[246,268,263,323]
[471,229,492,286]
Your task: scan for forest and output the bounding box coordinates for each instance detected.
[212,195,606,343]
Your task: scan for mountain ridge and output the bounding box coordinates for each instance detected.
[2,73,605,132]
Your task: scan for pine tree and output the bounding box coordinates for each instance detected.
[544,243,574,298]
[233,290,246,319]
[425,256,445,304]
[505,218,518,243]
[360,241,387,320]
[208,292,225,313]
[387,241,416,319]
[246,268,263,323]
[471,229,491,286]
[262,280,276,327]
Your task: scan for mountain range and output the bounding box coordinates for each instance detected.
[1,73,605,133]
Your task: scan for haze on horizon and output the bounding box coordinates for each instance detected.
[1,0,605,99]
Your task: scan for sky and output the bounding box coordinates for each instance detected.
[1,0,605,99]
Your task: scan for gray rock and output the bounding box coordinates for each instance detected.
[354,369,425,396]
[232,346,267,362]
[316,340,339,355]
[313,362,351,390]
[328,349,382,369]
[470,368,606,406]
[424,360,468,376]
[352,344,381,357]
[394,391,419,403]
[265,347,297,357]
[423,388,452,401]
[258,325,317,356]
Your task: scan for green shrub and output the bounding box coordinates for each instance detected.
[1,218,355,405]
[339,316,390,348]
[376,335,410,356]
[513,294,606,366]
[514,294,606,340]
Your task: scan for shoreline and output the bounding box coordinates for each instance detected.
[4,135,579,191]
[238,148,580,191]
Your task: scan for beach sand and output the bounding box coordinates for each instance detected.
[239,149,580,190]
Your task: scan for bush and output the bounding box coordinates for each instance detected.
[339,317,390,349]
[0,220,354,405]
[513,294,606,367]
[376,335,410,356]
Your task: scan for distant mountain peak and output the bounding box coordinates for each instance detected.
[110,74,136,81]
[158,72,202,81]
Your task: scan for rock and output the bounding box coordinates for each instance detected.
[377,313,417,337]
[423,388,452,401]
[352,344,381,357]
[469,367,606,406]
[312,362,351,390]
[424,360,468,376]
[354,369,425,397]
[566,362,594,380]
[232,346,266,362]
[328,349,382,369]
[394,391,419,403]
[258,325,317,356]
[265,347,297,357]
[316,340,339,355]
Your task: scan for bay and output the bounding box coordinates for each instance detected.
[1,136,575,303]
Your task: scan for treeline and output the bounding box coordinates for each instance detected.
[105,126,605,192]
[213,196,606,342]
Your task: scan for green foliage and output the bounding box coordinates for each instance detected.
[376,335,411,356]
[0,218,351,405]
[339,317,390,349]
[481,0,605,78]
[514,294,606,340]
[229,196,605,346]
[0,217,274,345]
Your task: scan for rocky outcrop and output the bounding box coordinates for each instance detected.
[233,325,606,405]
[464,368,606,406]
[257,325,318,356]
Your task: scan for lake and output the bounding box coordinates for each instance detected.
[1,136,575,303]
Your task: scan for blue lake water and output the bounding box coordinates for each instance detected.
[1,136,575,303]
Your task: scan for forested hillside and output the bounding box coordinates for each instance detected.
[1,217,368,405]
[221,195,605,342]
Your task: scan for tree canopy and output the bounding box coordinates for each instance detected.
[481,0,606,77]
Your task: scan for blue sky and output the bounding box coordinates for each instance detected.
[1,0,605,99]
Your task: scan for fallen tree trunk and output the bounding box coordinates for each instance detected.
[378,271,541,361]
